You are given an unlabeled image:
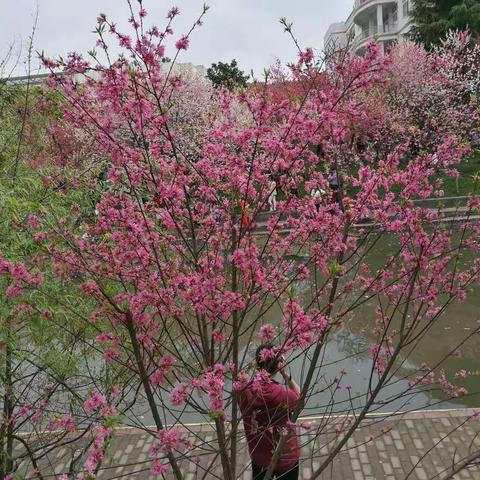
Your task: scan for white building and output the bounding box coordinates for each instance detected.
[324,0,413,55]
[5,63,207,86]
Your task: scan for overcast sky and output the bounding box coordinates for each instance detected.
[1,0,352,78]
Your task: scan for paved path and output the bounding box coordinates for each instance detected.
[250,204,480,237]
[13,408,480,479]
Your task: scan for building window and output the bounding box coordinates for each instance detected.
[403,0,410,17]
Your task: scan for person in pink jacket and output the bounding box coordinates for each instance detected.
[238,344,301,479]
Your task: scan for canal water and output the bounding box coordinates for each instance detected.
[283,233,480,416]
[132,232,480,426]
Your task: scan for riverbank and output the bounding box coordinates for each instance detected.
[441,152,480,197]
[252,196,479,235]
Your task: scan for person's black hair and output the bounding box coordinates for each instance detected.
[255,343,280,374]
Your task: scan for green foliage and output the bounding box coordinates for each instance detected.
[410,0,480,48]
[327,260,342,278]
[206,59,249,91]
[0,84,24,170]
[0,83,114,423]
[104,412,125,429]
[0,160,94,346]
[440,150,480,195]
[208,410,223,420]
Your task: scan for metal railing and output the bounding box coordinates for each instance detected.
[354,0,375,8]
[352,22,398,48]
[354,0,396,10]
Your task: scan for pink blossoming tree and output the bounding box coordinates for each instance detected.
[1,3,480,479]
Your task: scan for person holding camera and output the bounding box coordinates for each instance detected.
[238,344,301,479]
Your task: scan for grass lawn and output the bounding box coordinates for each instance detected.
[441,150,480,197]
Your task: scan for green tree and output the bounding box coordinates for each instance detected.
[0,81,130,478]
[410,0,480,48]
[206,59,249,91]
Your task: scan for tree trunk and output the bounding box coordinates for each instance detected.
[0,315,14,478]
[125,312,184,480]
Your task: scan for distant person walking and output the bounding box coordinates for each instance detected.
[310,187,325,211]
[327,167,344,212]
[238,344,301,479]
[268,179,277,212]
[240,199,252,231]
[328,166,339,193]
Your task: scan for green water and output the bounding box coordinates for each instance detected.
[263,234,480,415]
[133,232,479,425]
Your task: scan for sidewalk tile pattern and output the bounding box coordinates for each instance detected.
[12,408,480,479]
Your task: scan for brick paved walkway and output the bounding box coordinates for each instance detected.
[13,408,480,479]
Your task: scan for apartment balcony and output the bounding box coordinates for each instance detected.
[352,22,398,51]
[353,0,397,24]
[354,0,397,11]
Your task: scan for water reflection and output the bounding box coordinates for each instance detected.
[133,233,479,425]
[271,234,480,414]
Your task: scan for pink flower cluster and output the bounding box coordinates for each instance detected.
[85,424,110,476]
[150,356,175,386]
[84,392,108,413]
[251,369,272,393]
[282,300,328,351]
[201,365,226,414]
[175,36,189,51]
[0,258,44,299]
[49,414,77,432]
[83,391,116,419]
[408,365,468,399]
[150,427,192,476]
[258,323,276,342]
[169,383,190,406]
[82,391,118,476]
